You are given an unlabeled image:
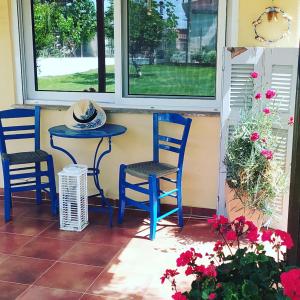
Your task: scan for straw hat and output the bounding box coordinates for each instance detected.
[65,100,106,130]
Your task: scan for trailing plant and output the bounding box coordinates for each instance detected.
[224,71,294,217]
[161,215,300,300]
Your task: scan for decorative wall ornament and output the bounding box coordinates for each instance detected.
[252,6,292,43]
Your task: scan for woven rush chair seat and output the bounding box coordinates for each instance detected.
[126,161,178,180]
[2,150,49,165]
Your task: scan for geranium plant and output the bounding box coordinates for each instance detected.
[224,71,294,218]
[161,215,300,300]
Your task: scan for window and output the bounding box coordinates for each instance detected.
[127,0,218,98]
[31,0,114,93]
[15,0,226,110]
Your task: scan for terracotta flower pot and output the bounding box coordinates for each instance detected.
[225,182,265,229]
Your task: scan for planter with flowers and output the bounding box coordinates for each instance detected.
[223,71,294,227]
[162,215,300,300]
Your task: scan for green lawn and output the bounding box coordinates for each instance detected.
[38,64,216,97]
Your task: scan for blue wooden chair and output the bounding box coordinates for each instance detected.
[118,113,192,240]
[0,107,57,222]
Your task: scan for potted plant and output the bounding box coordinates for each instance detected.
[223,71,294,227]
[161,215,300,300]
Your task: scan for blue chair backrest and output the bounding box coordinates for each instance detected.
[153,113,192,170]
[0,107,41,154]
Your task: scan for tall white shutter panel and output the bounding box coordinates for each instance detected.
[218,48,299,230]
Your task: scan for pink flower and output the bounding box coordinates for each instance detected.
[265,89,276,99]
[281,269,300,300]
[261,149,273,160]
[250,132,260,142]
[208,293,217,300]
[289,116,295,126]
[262,138,267,143]
[172,292,187,300]
[226,230,237,241]
[250,71,259,79]
[255,92,262,100]
[263,107,271,115]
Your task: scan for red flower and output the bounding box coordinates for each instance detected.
[176,248,202,267]
[176,250,193,267]
[274,229,294,249]
[216,283,222,289]
[226,230,237,241]
[213,240,225,252]
[208,293,217,300]
[235,216,246,223]
[247,228,259,243]
[261,230,273,242]
[262,138,267,143]
[185,266,194,276]
[204,264,217,278]
[208,214,229,233]
[255,92,262,100]
[261,149,273,160]
[172,292,187,300]
[281,269,300,300]
[250,71,259,79]
[289,116,295,126]
[160,269,179,284]
[263,107,271,115]
[265,89,276,99]
[250,132,260,142]
[195,265,206,273]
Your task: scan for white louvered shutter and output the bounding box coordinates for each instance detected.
[218,48,299,230]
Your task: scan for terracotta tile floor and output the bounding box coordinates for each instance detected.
[0,198,217,300]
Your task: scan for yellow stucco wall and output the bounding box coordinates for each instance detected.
[238,0,300,47]
[0,0,299,209]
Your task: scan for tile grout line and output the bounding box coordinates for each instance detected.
[15,259,57,299]
[80,244,127,297]
[10,221,61,299]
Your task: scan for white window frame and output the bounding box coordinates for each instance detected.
[11,0,227,112]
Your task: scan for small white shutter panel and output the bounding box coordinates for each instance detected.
[218,47,299,230]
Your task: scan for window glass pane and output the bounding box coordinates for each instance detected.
[104,0,115,92]
[31,0,114,93]
[128,0,218,97]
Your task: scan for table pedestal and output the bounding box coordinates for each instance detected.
[50,135,114,227]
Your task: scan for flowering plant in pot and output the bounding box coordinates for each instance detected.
[161,215,300,300]
[223,71,294,226]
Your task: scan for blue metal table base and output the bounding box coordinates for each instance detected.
[50,135,114,227]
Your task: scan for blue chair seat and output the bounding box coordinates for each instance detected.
[126,161,178,180]
[2,150,49,165]
[0,107,58,222]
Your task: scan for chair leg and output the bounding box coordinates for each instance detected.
[46,156,58,216]
[157,179,160,218]
[177,177,184,228]
[3,160,12,222]
[149,175,158,240]
[35,162,42,205]
[118,164,126,224]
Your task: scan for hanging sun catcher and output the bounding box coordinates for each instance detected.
[252,6,292,43]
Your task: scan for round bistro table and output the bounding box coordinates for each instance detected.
[48,124,127,227]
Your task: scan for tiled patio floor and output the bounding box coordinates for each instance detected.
[0,198,218,300]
